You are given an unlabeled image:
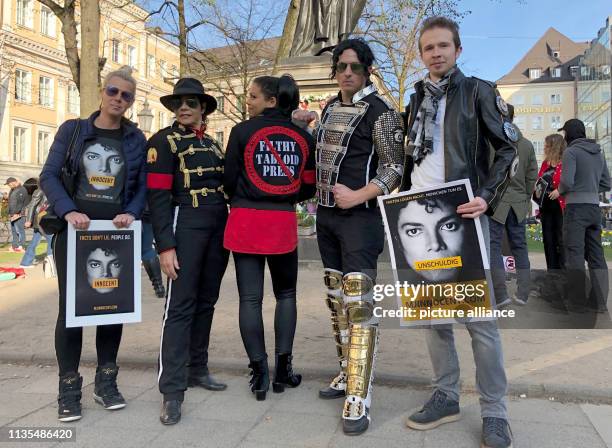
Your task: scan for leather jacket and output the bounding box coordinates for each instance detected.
[400,69,518,213]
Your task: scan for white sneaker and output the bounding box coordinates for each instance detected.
[496,297,512,308]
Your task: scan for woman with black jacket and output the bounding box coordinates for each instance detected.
[223,75,316,400]
[40,66,147,422]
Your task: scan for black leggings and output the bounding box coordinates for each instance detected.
[234,250,298,363]
[54,230,123,376]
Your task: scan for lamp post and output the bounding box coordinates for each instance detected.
[137,98,154,135]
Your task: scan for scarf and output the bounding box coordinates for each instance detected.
[409,66,456,165]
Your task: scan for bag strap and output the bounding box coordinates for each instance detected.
[64,119,81,175]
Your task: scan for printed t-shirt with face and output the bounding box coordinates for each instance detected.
[75,126,125,219]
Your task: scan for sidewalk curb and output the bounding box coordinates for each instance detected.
[4,352,612,405]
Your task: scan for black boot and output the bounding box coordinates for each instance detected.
[93,363,126,410]
[273,353,302,393]
[248,358,269,401]
[188,366,227,391]
[160,399,182,425]
[58,372,82,422]
[143,257,165,298]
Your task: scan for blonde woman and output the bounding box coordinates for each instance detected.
[40,66,147,422]
[538,133,566,270]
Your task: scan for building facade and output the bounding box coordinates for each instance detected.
[0,0,179,186]
[497,27,588,164]
[577,16,612,163]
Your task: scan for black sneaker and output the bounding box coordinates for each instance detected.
[93,364,126,410]
[481,417,513,448]
[406,390,460,430]
[58,373,82,422]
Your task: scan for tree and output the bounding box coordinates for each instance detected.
[36,0,105,116]
[357,0,466,109]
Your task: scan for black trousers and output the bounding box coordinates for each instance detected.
[541,200,565,270]
[158,204,229,401]
[316,206,384,276]
[54,229,123,376]
[234,250,298,363]
[563,204,609,309]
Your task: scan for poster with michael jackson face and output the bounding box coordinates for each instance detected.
[378,179,495,326]
[66,220,141,327]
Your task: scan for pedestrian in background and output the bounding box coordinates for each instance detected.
[5,177,29,252]
[558,119,611,313]
[489,104,538,306]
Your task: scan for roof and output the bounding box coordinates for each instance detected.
[497,27,589,85]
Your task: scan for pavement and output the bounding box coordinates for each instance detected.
[1,362,612,448]
[2,247,612,447]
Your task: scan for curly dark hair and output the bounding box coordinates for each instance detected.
[330,38,375,79]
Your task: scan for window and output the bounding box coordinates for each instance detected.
[602,65,611,76]
[602,90,611,102]
[216,96,225,113]
[511,94,524,105]
[12,127,28,162]
[552,51,560,59]
[147,54,155,78]
[533,141,544,155]
[532,116,543,130]
[570,66,579,77]
[551,67,562,78]
[16,0,33,28]
[529,68,541,79]
[127,46,137,68]
[582,92,593,103]
[15,69,31,102]
[37,130,51,164]
[67,84,79,114]
[38,76,53,107]
[159,60,167,77]
[111,39,120,63]
[40,5,55,37]
[551,116,562,129]
[236,95,246,114]
[158,111,167,130]
[513,116,526,131]
[550,93,561,104]
[531,94,543,105]
[581,66,590,78]
[215,131,224,146]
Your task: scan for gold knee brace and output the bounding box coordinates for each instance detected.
[343,272,375,324]
[324,269,349,368]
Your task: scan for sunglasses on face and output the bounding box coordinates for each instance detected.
[336,62,367,75]
[168,97,201,111]
[104,85,135,102]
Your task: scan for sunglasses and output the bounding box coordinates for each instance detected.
[168,97,201,111]
[104,85,135,102]
[336,62,367,75]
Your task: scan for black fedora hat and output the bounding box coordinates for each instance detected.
[160,78,217,115]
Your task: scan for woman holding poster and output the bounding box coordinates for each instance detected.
[223,75,316,401]
[40,66,147,422]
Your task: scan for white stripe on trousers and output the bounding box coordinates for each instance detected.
[157,206,180,383]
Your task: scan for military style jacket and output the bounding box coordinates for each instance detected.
[315,83,404,208]
[146,122,225,252]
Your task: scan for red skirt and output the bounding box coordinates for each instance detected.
[223,207,298,255]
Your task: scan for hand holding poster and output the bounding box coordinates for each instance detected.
[378,180,497,326]
[66,220,142,327]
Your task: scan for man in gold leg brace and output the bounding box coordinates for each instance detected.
[295,38,403,435]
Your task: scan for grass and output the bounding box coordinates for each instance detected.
[527,239,612,261]
[0,241,49,265]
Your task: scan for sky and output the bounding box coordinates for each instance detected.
[457,0,611,82]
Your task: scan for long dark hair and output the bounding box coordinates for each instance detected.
[252,74,300,118]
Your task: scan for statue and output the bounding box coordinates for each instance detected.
[289,0,364,57]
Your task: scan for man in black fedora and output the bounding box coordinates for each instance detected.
[147,78,230,424]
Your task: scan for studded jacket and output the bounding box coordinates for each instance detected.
[146,122,225,252]
[400,69,518,213]
[315,83,404,208]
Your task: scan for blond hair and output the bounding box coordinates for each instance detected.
[102,65,137,92]
[544,133,566,165]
